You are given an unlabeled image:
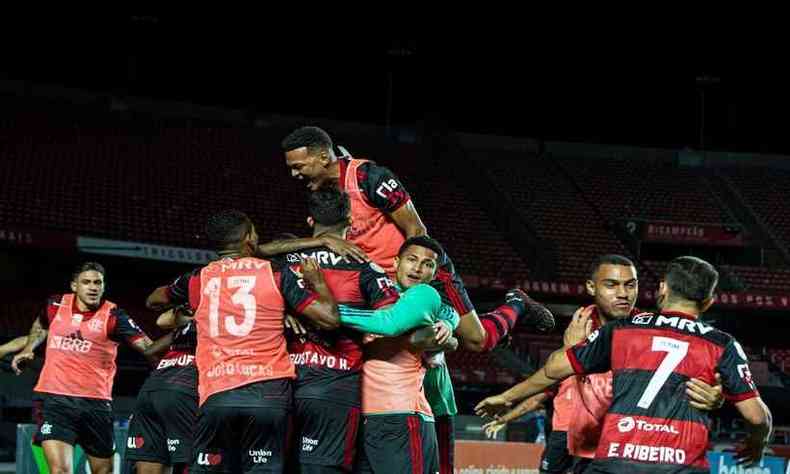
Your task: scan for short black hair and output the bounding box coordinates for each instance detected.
[398,236,445,262]
[281,126,333,154]
[205,210,252,247]
[308,187,351,227]
[589,254,636,280]
[663,256,719,304]
[72,262,105,281]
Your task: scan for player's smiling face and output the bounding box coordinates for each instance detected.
[586,264,638,320]
[286,147,330,191]
[71,270,105,309]
[394,245,438,288]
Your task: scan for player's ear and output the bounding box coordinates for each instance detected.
[70,280,77,293]
[307,216,315,228]
[393,255,400,270]
[320,150,330,166]
[585,279,595,297]
[658,280,667,297]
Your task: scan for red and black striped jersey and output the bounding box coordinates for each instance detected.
[139,321,197,395]
[567,310,759,473]
[274,246,399,407]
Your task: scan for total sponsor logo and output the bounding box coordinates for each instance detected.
[249,449,272,464]
[209,345,256,359]
[617,417,679,435]
[606,442,686,464]
[205,362,273,378]
[157,354,195,370]
[290,351,350,370]
[127,436,145,449]
[197,453,223,466]
[49,334,92,353]
[40,422,53,436]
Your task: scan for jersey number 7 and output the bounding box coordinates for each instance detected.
[637,336,689,409]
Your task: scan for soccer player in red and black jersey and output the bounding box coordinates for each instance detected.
[272,187,399,474]
[272,126,553,353]
[125,306,198,474]
[477,256,772,473]
[146,210,340,474]
[482,255,724,474]
[12,262,155,474]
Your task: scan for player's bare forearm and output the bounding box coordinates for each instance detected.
[129,336,156,364]
[408,327,457,352]
[734,397,772,465]
[737,397,772,438]
[456,311,486,352]
[501,393,549,423]
[156,306,194,330]
[22,318,47,353]
[143,332,175,360]
[0,336,29,357]
[256,237,323,257]
[389,202,427,238]
[301,285,339,331]
[502,349,575,404]
[441,336,459,352]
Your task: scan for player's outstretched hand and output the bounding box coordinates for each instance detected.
[482,419,507,439]
[729,433,767,467]
[285,314,307,336]
[564,305,594,347]
[321,234,369,263]
[434,321,452,345]
[11,351,34,375]
[300,257,326,288]
[475,394,512,418]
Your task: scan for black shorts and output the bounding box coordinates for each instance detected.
[33,393,114,458]
[540,430,573,474]
[191,380,293,474]
[294,398,361,471]
[355,414,438,474]
[435,415,454,474]
[126,389,198,465]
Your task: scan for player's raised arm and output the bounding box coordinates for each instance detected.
[257,234,369,263]
[282,257,339,330]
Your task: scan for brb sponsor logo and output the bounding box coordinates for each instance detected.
[40,422,53,435]
[197,453,223,466]
[617,417,679,434]
[127,436,145,449]
[249,449,272,464]
[49,334,92,353]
